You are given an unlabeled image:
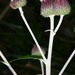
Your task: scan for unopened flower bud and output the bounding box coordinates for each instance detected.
[31,45,46,56]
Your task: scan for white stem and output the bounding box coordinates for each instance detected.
[45,29,50,32]
[39,59,44,75]
[46,15,55,75]
[59,50,75,75]
[54,15,64,33]
[42,15,55,75]
[48,15,55,59]
[11,0,13,1]
[18,7,46,61]
[0,51,17,75]
[40,0,43,2]
[49,15,55,30]
[44,15,64,33]
[45,15,64,75]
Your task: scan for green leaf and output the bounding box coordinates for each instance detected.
[10,55,43,63]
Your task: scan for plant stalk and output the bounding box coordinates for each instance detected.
[0,51,17,75]
[45,15,64,75]
[18,7,46,61]
[46,15,55,75]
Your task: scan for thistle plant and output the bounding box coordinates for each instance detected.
[9,0,71,75]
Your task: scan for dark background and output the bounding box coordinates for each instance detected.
[0,0,75,75]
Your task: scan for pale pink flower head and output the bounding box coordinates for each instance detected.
[41,0,71,17]
[31,45,46,56]
[10,0,27,9]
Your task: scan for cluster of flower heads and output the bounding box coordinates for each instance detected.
[10,0,27,9]
[40,0,71,17]
[10,0,71,16]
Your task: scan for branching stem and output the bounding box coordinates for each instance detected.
[0,51,17,75]
[18,7,46,61]
[45,15,64,75]
[18,7,64,75]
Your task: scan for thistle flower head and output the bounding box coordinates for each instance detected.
[41,0,71,17]
[10,0,27,9]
